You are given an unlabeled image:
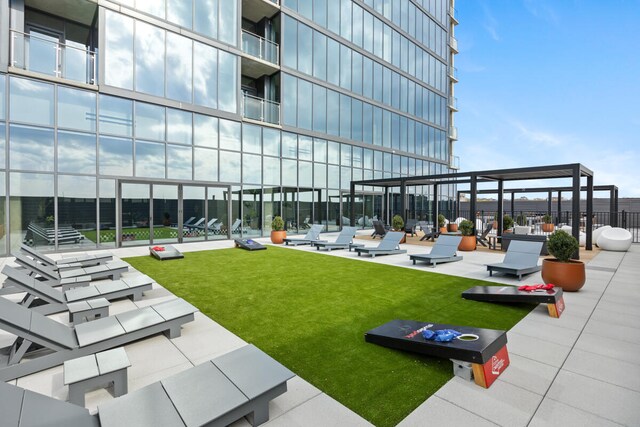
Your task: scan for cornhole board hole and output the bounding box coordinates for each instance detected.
[234,238,267,251]
[462,285,565,318]
[149,245,184,260]
[365,320,509,388]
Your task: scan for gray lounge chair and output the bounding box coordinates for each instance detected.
[476,223,493,247]
[409,235,463,267]
[283,224,325,246]
[1,344,292,427]
[20,244,113,271]
[312,227,357,251]
[404,219,418,237]
[0,296,197,381]
[14,253,129,282]
[371,220,388,239]
[354,231,407,258]
[2,265,153,315]
[486,240,544,280]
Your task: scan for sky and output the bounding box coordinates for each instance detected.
[454,0,640,197]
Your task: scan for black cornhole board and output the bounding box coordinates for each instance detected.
[234,238,267,251]
[462,285,565,318]
[365,319,509,388]
[149,245,184,260]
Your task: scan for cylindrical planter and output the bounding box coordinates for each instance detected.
[541,223,555,232]
[448,223,458,232]
[458,235,476,251]
[541,259,586,292]
[439,227,448,234]
[270,230,286,244]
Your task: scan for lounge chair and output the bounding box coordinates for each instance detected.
[231,219,251,234]
[195,218,217,231]
[0,296,197,381]
[1,344,292,427]
[371,220,388,239]
[182,216,197,227]
[185,217,205,231]
[14,253,129,282]
[2,265,153,315]
[404,219,418,237]
[20,244,113,271]
[354,231,407,258]
[420,226,441,242]
[476,223,493,247]
[283,224,325,246]
[486,240,543,280]
[312,227,357,251]
[409,235,463,267]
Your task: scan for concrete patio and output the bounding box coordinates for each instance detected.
[1,233,638,426]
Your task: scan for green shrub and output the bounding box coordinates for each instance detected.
[392,215,404,231]
[542,214,553,224]
[547,230,579,262]
[458,220,474,236]
[437,214,446,228]
[502,215,514,230]
[515,213,527,226]
[272,216,284,231]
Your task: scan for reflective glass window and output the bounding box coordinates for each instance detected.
[299,161,312,187]
[298,0,312,19]
[135,140,165,178]
[383,152,391,171]
[9,125,54,171]
[352,52,362,95]
[218,0,237,45]
[363,103,373,144]
[282,15,297,69]
[362,57,373,99]
[194,114,218,148]
[166,33,193,103]
[282,159,297,186]
[326,90,340,136]
[327,0,340,34]
[193,42,218,109]
[314,0,327,26]
[282,132,297,159]
[263,156,280,186]
[58,131,96,174]
[351,99,363,142]
[242,153,262,184]
[99,136,133,176]
[297,79,312,130]
[10,172,53,245]
[327,164,340,188]
[298,23,313,75]
[218,51,237,113]
[313,31,326,80]
[194,147,218,181]
[263,128,280,157]
[242,124,261,154]
[282,73,297,127]
[326,38,340,86]
[339,94,351,139]
[340,144,351,166]
[219,151,241,182]
[312,85,326,133]
[167,0,193,28]
[339,45,351,90]
[58,87,96,132]
[352,147,362,168]
[167,144,192,180]
[9,77,53,127]
[327,141,340,164]
[340,0,352,40]
[99,95,133,137]
[105,11,133,90]
[0,74,5,119]
[135,21,165,96]
[374,150,382,170]
[382,109,391,148]
[0,123,5,168]
[219,119,240,151]
[363,11,373,52]
[194,0,218,40]
[136,0,165,18]
[166,109,192,145]
[298,136,312,161]
[340,166,351,189]
[363,149,373,169]
[314,138,327,163]
[352,4,363,47]
[313,163,326,188]
[372,107,382,146]
[135,103,165,141]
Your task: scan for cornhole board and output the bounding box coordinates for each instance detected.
[365,319,509,388]
[149,245,184,260]
[462,285,565,318]
[234,238,267,251]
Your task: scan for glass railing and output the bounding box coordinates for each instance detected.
[448,66,458,80]
[449,155,460,170]
[241,30,279,65]
[449,126,458,140]
[450,36,458,53]
[448,97,458,110]
[242,93,281,125]
[10,29,97,85]
[449,7,459,24]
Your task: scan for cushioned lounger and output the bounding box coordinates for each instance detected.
[14,253,128,282]
[354,232,407,258]
[20,244,113,271]
[2,265,153,315]
[486,240,544,280]
[0,296,197,381]
[283,224,326,246]
[409,235,463,267]
[312,227,357,251]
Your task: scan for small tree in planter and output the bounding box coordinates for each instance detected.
[270,216,286,244]
[542,230,585,291]
[458,219,476,251]
[515,213,528,226]
[541,214,554,232]
[392,215,406,243]
[502,215,514,232]
[438,214,447,233]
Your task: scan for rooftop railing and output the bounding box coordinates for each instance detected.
[241,30,279,66]
[10,29,97,85]
[242,93,281,125]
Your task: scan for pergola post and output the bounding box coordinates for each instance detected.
[497,180,504,237]
[384,187,389,225]
[469,175,477,234]
[349,182,355,227]
[586,174,593,250]
[432,185,439,232]
[571,166,581,260]
[557,191,562,224]
[547,191,552,216]
[400,179,407,221]
[510,192,515,218]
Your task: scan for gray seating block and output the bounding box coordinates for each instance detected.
[65,285,101,302]
[96,347,131,375]
[213,345,295,400]
[122,274,153,287]
[21,389,99,427]
[152,298,198,321]
[60,268,89,279]
[116,307,164,333]
[98,382,186,427]
[161,361,248,427]
[0,295,32,331]
[93,280,129,295]
[75,316,126,348]
[83,265,109,276]
[88,298,111,310]
[68,301,92,312]
[30,312,78,349]
[32,280,66,303]
[64,354,100,385]
[0,381,24,427]
[107,260,129,271]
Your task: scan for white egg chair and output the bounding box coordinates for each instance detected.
[597,227,632,252]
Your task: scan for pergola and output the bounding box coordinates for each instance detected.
[351,163,595,255]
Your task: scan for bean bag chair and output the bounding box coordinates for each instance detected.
[592,225,611,247]
[597,227,632,252]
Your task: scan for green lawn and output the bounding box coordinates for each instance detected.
[125,247,533,427]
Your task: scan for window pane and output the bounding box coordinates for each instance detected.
[312,85,326,133]
[328,164,339,188]
[193,42,218,109]
[339,94,351,139]
[135,103,165,141]
[242,153,262,184]
[263,128,280,156]
[298,136,312,161]
[9,125,54,171]
[299,161,312,187]
[136,0,165,18]
[314,163,326,188]
[58,87,96,132]
[10,172,53,250]
[167,0,192,28]
[314,138,326,163]
[194,147,218,181]
[219,119,240,151]
[339,45,351,90]
[327,141,340,164]
[327,38,340,86]
[282,15,297,69]
[167,144,192,180]
[298,23,313,75]
[242,124,261,154]
[313,31,326,80]
[351,99,362,142]
[219,151,241,182]
[282,73,297,127]
[135,140,165,178]
[58,131,96,174]
[297,79,312,130]
[218,51,237,113]
[9,77,54,126]
[194,114,217,148]
[166,33,193,103]
[0,123,5,168]
[99,136,133,176]
[58,174,96,246]
[194,0,218,39]
[282,132,297,158]
[105,11,133,89]
[263,156,280,186]
[99,95,133,137]
[0,74,5,119]
[326,90,339,136]
[167,108,192,145]
[282,159,297,186]
[218,0,237,45]
[135,21,165,96]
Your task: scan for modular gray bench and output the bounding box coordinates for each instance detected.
[409,235,463,267]
[20,244,113,271]
[354,231,407,258]
[283,224,326,246]
[486,240,544,281]
[312,227,357,251]
[14,252,129,283]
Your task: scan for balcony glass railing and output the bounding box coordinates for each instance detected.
[242,93,281,125]
[10,29,97,85]
[449,126,458,140]
[241,30,279,65]
[449,36,458,53]
[449,155,460,170]
[449,7,459,23]
[448,97,458,110]
[448,66,458,80]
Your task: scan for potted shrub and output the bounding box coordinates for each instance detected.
[515,213,527,226]
[541,230,585,291]
[392,215,406,243]
[458,219,476,251]
[502,215,514,232]
[492,213,499,231]
[541,214,555,232]
[438,214,447,234]
[270,216,286,244]
[447,218,458,232]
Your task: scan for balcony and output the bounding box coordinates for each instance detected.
[242,0,280,22]
[242,93,281,125]
[448,97,458,111]
[449,126,458,140]
[449,36,458,54]
[449,7,459,25]
[242,30,279,66]
[9,29,96,85]
[448,66,458,82]
[449,155,460,170]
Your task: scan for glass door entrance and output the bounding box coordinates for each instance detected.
[121,183,151,246]
[341,191,385,229]
[152,185,179,243]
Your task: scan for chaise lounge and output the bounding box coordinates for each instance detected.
[409,235,463,267]
[312,227,357,251]
[14,253,129,282]
[283,224,325,246]
[20,244,113,271]
[486,240,543,280]
[354,231,407,258]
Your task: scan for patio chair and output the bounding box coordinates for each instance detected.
[283,224,325,246]
[14,253,129,283]
[0,296,197,381]
[404,219,418,237]
[186,217,205,231]
[2,265,153,315]
[182,216,197,227]
[354,231,407,258]
[409,235,463,267]
[476,223,494,247]
[420,227,441,242]
[371,220,388,239]
[312,227,357,251]
[20,244,113,270]
[486,240,543,280]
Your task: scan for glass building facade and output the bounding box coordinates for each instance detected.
[0,0,458,254]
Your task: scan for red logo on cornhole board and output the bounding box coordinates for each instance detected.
[547,296,565,318]
[472,345,510,388]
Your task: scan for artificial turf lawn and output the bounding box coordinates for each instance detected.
[125,246,534,427]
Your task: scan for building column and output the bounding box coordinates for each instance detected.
[586,174,593,250]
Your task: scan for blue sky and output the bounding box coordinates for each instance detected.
[454,0,640,197]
